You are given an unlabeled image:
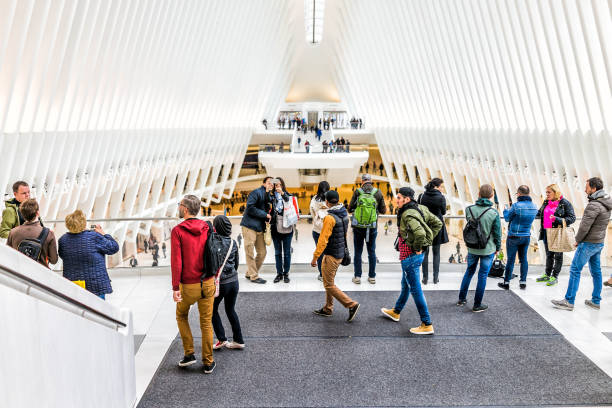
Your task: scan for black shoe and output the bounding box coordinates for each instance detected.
[472,304,488,313]
[178,354,196,367]
[422,279,428,285]
[456,299,467,306]
[250,278,267,284]
[283,275,290,283]
[520,283,526,290]
[498,282,510,290]
[433,278,439,284]
[347,303,360,322]
[273,275,282,283]
[203,361,216,374]
[313,308,332,317]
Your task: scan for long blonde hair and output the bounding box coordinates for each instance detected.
[546,184,562,201]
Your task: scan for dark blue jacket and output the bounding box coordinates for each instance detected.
[240,186,271,232]
[58,231,120,296]
[503,196,538,237]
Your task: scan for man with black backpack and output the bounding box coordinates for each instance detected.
[7,199,57,268]
[172,195,217,374]
[348,173,386,284]
[457,184,501,313]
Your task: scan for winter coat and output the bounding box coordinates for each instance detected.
[309,196,329,234]
[59,230,119,296]
[398,204,443,252]
[323,206,349,259]
[537,198,576,241]
[217,236,240,285]
[503,196,538,237]
[418,189,449,246]
[240,186,271,233]
[465,198,502,256]
[0,199,22,238]
[575,190,612,244]
[170,218,210,291]
[271,191,292,234]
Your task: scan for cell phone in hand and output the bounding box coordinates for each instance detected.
[90,225,97,230]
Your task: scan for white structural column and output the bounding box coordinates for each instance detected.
[0,0,296,259]
[328,0,612,217]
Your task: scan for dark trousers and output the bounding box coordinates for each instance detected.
[543,233,563,278]
[353,227,378,278]
[422,244,441,282]
[504,236,530,283]
[272,228,293,276]
[312,231,323,275]
[212,280,244,344]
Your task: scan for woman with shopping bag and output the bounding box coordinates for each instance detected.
[536,184,576,286]
[270,177,298,283]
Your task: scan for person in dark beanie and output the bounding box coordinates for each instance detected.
[311,190,360,322]
[381,187,442,334]
[211,216,245,350]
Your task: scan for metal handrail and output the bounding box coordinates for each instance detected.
[0,263,127,328]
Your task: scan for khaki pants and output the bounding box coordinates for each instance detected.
[176,280,215,364]
[322,255,358,313]
[242,226,266,280]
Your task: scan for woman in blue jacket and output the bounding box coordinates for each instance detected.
[58,210,120,299]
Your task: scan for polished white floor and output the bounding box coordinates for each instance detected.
[106,263,612,406]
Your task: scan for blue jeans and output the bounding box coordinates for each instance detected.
[272,228,293,276]
[353,227,377,278]
[394,254,431,325]
[459,253,495,307]
[312,231,323,275]
[564,242,604,305]
[504,236,530,283]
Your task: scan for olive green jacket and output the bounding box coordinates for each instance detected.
[0,200,21,239]
[399,204,443,252]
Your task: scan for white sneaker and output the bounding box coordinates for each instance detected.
[226,341,245,349]
[352,277,361,284]
[213,340,229,350]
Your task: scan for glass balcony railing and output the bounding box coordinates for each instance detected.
[259,143,369,154]
[41,215,612,270]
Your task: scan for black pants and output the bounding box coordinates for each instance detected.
[543,234,563,278]
[422,244,440,282]
[212,280,244,344]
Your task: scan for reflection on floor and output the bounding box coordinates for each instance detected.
[106,263,612,406]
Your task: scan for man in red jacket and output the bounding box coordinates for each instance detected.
[172,195,216,374]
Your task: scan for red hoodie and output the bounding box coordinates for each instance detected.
[171,218,210,290]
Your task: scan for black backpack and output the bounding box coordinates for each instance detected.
[203,221,227,281]
[488,259,505,277]
[17,227,49,262]
[463,206,493,249]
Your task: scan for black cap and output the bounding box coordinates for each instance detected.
[325,190,340,203]
[398,187,415,199]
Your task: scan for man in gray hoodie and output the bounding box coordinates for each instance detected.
[552,177,612,311]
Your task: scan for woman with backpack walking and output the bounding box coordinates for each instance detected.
[310,181,330,281]
[535,184,576,286]
[270,177,295,283]
[211,215,245,350]
[418,178,449,284]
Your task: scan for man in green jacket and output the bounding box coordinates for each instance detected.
[457,184,501,313]
[381,187,442,335]
[1,181,30,239]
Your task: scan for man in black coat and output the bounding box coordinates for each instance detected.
[417,178,449,284]
[240,177,273,284]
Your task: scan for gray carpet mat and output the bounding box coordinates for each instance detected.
[138,291,612,407]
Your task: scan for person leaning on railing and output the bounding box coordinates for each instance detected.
[58,210,119,300]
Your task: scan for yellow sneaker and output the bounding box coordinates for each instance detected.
[409,323,434,335]
[381,307,400,322]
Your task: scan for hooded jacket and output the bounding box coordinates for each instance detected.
[398,202,443,252]
[171,218,210,291]
[309,196,329,234]
[418,188,449,245]
[0,199,23,238]
[575,190,612,244]
[213,216,240,285]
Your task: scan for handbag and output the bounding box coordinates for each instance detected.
[264,222,272,246]
[282,197,299,228]
[546,219,576,252]
[340,216,351,266]
[214,239,234,297]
